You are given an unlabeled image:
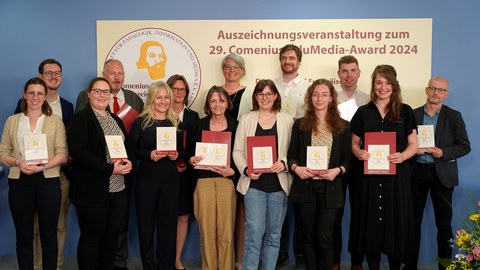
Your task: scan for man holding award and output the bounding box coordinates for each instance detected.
[409,77,471,270]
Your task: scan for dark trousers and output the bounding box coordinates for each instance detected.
[411,163,453,270]
[75,190,127,270]
[365,253,401,270]
[8,173,61,270]
[278,202,304,261]
[294,191,339,270]
[114,184,132,268]
[135,175,179,270]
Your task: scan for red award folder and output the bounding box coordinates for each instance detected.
[364,131,396,175]
[247,135,277,174]
[195,130,232,169]
[116,103,140,134]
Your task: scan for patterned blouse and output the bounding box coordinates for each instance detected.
[93,110,125,193]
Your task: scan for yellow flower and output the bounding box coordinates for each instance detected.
[468,213,480,222]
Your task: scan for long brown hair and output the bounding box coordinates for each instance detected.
[301,79,345,136]
[370,65,402,123]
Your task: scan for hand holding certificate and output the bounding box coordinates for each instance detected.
[247,135,277,174]
[156,127,177,155]
[193,130,231,170]
[24,134,48,165]
[306,146,328,174]
[364,132,396,175]
[417,124,435,151]
[105,135,128,162]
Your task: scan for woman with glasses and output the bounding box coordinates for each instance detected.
[166,74,199,270]
[349,65,418,270]
[187,86,239,270]
[233,79,293,270]
[0,77,67,270]
[220,52,252,270]
[287,79,351,270]
[68,77,133,270]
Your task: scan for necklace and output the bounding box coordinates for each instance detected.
[258,113,275,121]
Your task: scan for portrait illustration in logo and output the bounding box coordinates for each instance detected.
[136,40,168,80]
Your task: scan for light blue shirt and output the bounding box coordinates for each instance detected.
[416,106,440,164]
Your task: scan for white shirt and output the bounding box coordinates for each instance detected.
[109,89,126,111]
[337,88,370,107]
[47,94,63,120]
[17,114,45,159]
[274,75,310,118]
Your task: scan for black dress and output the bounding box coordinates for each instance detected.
[348,102,417,264]
[177,108,199,215]
[130,116,181,270]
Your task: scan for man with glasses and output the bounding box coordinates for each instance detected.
[408,77,470,270]
[274,44,310,269]
[76,59,144,270]
[14,58,74,270]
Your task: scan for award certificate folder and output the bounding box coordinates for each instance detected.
[156,127,177,155]
[281,100,297,118]
[116,103,139,134]
[195,142,229,169]
[364,131,396,175]
[306,146,328,174]
[105,135,128,161]
[24,134,48,165]
[247,135,277,174]
[195,130,232,170]
[417,125,435,150]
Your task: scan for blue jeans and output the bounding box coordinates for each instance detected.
[242,188,288,270]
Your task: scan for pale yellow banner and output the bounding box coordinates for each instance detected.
[97,19,432,113]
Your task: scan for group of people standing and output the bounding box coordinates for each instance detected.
[0,43,471,270]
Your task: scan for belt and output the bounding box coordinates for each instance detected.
[416,162,435,168]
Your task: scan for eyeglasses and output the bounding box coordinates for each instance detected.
[91,88,112,95]
[427,86,448,93]
[256,92,275,99]
[43,71,62,78]
[172,87,186,93]
[312,93,331,99]
[26,92,45,98]
[223,64,241,70]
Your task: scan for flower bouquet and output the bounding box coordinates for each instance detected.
[437,201,480,270]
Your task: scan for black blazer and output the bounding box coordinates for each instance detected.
[68,105,134,207]
[287,118,351,208]
[414,104,470,188]
[15,96,74,127]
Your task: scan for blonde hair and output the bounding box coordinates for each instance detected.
[139,81,179,129]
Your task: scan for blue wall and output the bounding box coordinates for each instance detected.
[1,0,479,264]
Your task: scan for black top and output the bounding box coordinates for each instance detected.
[249,122,282,193]
[226,88,246,120]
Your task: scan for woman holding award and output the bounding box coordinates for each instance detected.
[0,77,67,270]
[130,81,181,270]
[232,79,293,270]
[287,79,351,270]
[167,74,199,270]
[68,77,133,270]
[187,86,238,270]
[349,65,418,270]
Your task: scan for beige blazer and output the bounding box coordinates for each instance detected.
[0,113,68,179]
[233,111,293,195]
